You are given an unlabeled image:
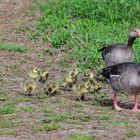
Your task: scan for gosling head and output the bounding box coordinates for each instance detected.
[84,69,91,77]
[72,67,79,76]
[41,70,49,78]
[84,69,94,79]
[33,67,40,74]
[48,83,57,93]
[84,80,92,89]
[69,71,76,79]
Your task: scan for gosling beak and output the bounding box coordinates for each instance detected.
[50,90,54,93]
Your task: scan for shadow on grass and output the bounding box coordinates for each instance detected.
[95,98,136,110]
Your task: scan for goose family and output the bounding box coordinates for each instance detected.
[22,28,140,112]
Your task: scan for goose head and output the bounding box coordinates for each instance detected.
[129,28,140,38]
[127,28,140,47]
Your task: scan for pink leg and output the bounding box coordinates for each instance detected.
[132,95,139,112]
[113,93,123,111]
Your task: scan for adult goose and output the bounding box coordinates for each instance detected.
[99,29,140,66]
[101,62,140,112]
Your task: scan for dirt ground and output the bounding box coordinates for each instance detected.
[1,0,140,140]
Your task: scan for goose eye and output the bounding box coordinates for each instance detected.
[131,30,136,32]
[133,30,137,32]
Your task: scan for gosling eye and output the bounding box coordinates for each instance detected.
[35,68,38,72]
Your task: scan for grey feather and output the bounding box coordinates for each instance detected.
[101,62,140,94]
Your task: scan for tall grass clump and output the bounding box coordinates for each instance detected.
[31,0,140,68]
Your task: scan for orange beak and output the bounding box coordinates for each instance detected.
[138,31,140,37]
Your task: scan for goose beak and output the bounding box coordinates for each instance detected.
[138,31,140,37]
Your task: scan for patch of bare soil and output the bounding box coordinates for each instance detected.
[1,1,140,140]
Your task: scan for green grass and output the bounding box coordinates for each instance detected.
[30,0,140,69]
[0,119,20,128]
[40,104,54,114]
[0,77,4,83]
[0,104,15,115]
[11,19,23,25]
[43,114,68,123]
[33,123,61,132]
[11,26,30,33]
[68,134,95,140]
[43,111,91,124]
[36,94,48,100]
[49,98,66,107]
[59,60,72,68]
[15,96,30,103]
[20,105,35,113]
[96,114,111,120]
[0,44,27,53]
[0,92,8,101]
[0,130,17,137]
[0,115,20,128]
[101,120,132,127]
[124,131,137,138]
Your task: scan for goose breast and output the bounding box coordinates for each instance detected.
[102,62,140,94]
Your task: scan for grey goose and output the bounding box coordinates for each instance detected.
[99,29,140,66]
[101,62,140,112]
